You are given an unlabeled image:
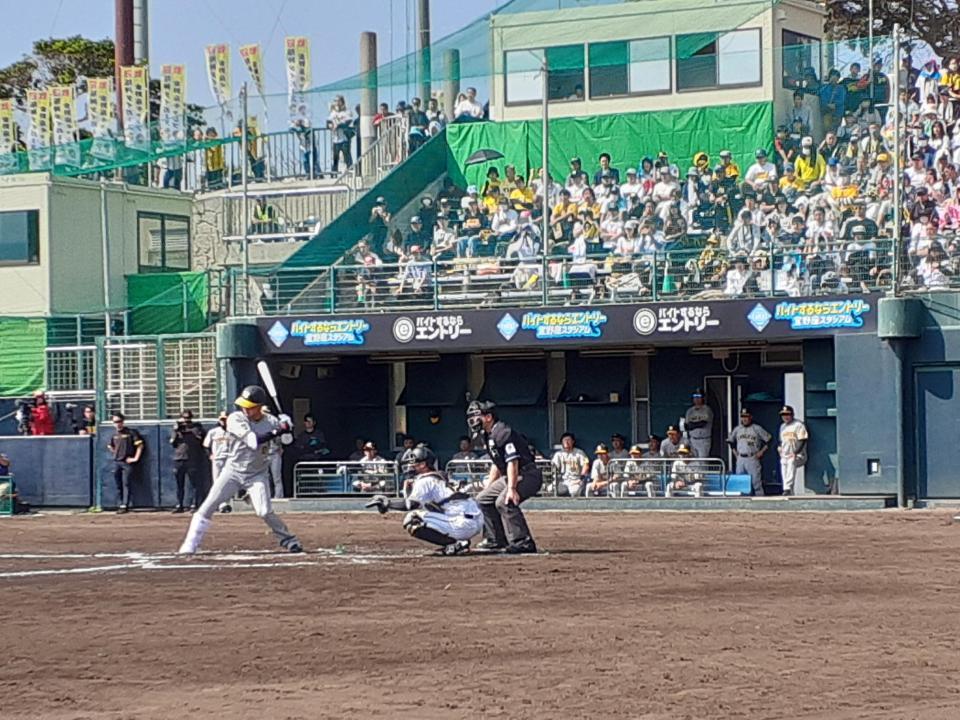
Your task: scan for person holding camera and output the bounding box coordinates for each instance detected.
[170,409,206,513]
[108,413,144,513]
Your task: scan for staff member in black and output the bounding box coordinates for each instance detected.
[466,401,542,554]
[75,405,97,435]
[170,409,207,513]
[107,413,144,513]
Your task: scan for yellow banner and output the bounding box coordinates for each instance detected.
[50,85,80,166]
[285,36,311,93]
[0,99,14,154]
[239,43,265,97]
[205,43,232,106]
[160,63,187,144]
[121,65,150,151]
[87,77,116,160]
[26,89,52,169]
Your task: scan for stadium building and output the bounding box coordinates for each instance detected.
[1,0,958,507]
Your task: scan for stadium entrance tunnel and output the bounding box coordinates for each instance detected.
[216,312,904,498]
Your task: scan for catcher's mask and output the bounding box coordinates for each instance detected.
[466,400,496,434]
[401,445,436,478]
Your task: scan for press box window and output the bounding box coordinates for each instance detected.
[0,209,40,265]
[138,212,191,272]
[504,45,585,104]
[782,29,821,90]
[589,37,671,98]
[676,28,761,91]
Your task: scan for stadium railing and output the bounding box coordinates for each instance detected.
[293,460,400,497]
[605,458,730,497]
[240,240,896,316]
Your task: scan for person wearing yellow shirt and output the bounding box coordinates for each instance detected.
[718,150,740,184]
[778,163,807,193]
[551,189,579,242]
[578,187,602,220]
[509,176,535,210]
[482,186,502,215]
[829,169,860,213]
[795,137,826,192]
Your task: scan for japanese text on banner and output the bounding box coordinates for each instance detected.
[50,85,80,166]
[120,65,149,152]
[160,64,187,145]
[205,43,232,107]
[285,36,311,123]
[87,78,116,160]
[0,99,16,173]
[239,44,265,97]
[26,89,52,170]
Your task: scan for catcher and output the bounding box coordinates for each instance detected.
[365,445,482,556]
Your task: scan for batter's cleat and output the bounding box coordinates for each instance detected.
[504,540,538,555]
[171,506,185,514]
[475,539,506,552]
[176,543,196,555]
[285,540,304,553]
[441,539,471,556]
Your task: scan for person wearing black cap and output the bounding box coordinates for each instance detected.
[661,425,683,459]
[727,408,771,495]
[170,409,207,513]
[368,197,391,256]
[777,406,808,496]
[684,389,714,458]
[203,411,232,484]
[466,401,542,553]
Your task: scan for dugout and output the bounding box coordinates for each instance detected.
[222,297,866,496]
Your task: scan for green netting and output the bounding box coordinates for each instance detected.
[127,272,209,335]
[0,318,46,397]
[445,101,774,189]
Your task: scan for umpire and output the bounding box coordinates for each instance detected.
[466,401,542,554]
[170,409,206,513]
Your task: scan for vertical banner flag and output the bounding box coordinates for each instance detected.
[205,43,232,109]
[26,89,52,170]
[0,99,16,173]
[121,65,150,152]
[285,36,311,123]
[239,44,265,97]
[87,77,116,160]
[160,63,187,146]
[50,85,80,166]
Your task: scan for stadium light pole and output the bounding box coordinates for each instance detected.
[240,82,250,315]
[891,24,901,294]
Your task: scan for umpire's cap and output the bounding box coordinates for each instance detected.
[235,385,269,409]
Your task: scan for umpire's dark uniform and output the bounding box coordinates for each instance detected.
[477,418,543,551]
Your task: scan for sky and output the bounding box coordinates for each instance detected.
[0,0,502,108]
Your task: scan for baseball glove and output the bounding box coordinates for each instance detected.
[364,494,389,514]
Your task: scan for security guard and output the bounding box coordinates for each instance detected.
[466,401,542,554]
[728,408,771,495]
[684,388,714,458]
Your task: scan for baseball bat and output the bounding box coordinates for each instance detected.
[256,360,283,414]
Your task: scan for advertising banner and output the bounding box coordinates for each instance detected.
[258,296,879,355]
[285,36,311,123]
[87,77,117,159]
[120,65,150,152]
[26,89,52,170]
[239,43,265,97]
[0,99,17,173]
[160,63,187,146]
[50,85,81,166]
[205,43,232,107]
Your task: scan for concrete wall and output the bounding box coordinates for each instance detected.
[0,174,193,316]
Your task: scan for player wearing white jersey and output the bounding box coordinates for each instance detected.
[178,385,302,555]
[365,445,482,555]
[202,411,234,483]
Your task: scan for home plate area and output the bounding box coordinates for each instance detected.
[3,511,960,720]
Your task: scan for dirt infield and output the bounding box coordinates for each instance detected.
[3,510,960,720]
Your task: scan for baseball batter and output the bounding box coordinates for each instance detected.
[777,405,808,496]
[178,385,302,554]
[468,401,542,554]
[365,445,482,555]
[684,388,714,458]
[727,408,771,496]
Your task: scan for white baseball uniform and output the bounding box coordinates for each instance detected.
[778,419,809,494]
[404,472,483,542]
[203,424,234,482]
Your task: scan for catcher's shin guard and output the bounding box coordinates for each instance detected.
[403,511,455,547]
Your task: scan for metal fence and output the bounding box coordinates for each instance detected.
[96,334,220,421]
[222,185,352,243]
[605,457,729,497]
[239,240,896,316]
[293,460,400,497]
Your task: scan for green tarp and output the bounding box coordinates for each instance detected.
[126,272,209,335]
[0,318,46,397]
[445,101,774,189]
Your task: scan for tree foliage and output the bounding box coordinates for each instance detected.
[825,0,960,58]
[0,36,115,103]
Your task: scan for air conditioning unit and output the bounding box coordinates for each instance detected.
[761,345,803,367]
